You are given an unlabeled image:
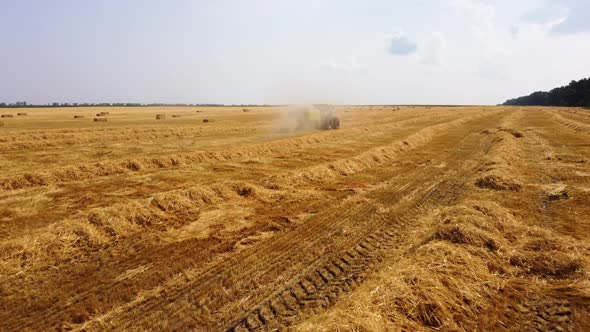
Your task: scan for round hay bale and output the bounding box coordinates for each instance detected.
[156,114,165,120]
[100,111,110,115]
[74,115,85,119]
[172,114,181,118]
[203,118,209,123]
[93,117,108,122]
[242,108,251,112]
[1,114,14,118]
[17,112,28,116]
[96,113,103,117]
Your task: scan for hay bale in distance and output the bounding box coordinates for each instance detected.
[156,114,165,120]
[1,114,14,118]
[242,108,251,112]
[100,111,110,115]
[17,112,28,116]
[74,115,85,119]
[203,118,209,123]
[171,114,181,118]
[93,117,108,122]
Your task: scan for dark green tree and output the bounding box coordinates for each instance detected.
[503,78,590,107]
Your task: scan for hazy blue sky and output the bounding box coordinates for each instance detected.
[1,0,589,105]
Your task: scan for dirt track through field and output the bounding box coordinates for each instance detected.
[1,106,589,331]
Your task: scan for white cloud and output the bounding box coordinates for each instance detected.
[515,1,569,39]
[420,32,447,66]
[386,31,418,56]
[513,18,566,41]
[519,0,590,35]
[478,56,511,81]
[447,0,515,79]
[446,0,500,52]
[522,1,569,24]
[510,25,519,38]
[321,56,367,74]
[448,0,496,38]
[549,1,590,34]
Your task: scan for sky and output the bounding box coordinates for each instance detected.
[1,0,589,105]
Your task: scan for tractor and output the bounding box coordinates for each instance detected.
[295,104,340,131]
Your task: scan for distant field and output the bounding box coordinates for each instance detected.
[1,105,589,331]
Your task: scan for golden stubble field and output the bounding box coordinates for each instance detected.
[1,105,590,331]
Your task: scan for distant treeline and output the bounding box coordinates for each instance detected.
[0,102,277,108]
[503,78,590,107]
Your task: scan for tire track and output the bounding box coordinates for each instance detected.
[548,110,590,135]
[1,118,460,330]
[225,125,494,331]
[1,110,506,331]
[67,145,453,330]
[517,110,590,237]
[228,179,469,331]
[3,161,432,331]
[77,112,506,331]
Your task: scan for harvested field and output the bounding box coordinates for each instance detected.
[1,105,590,331]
